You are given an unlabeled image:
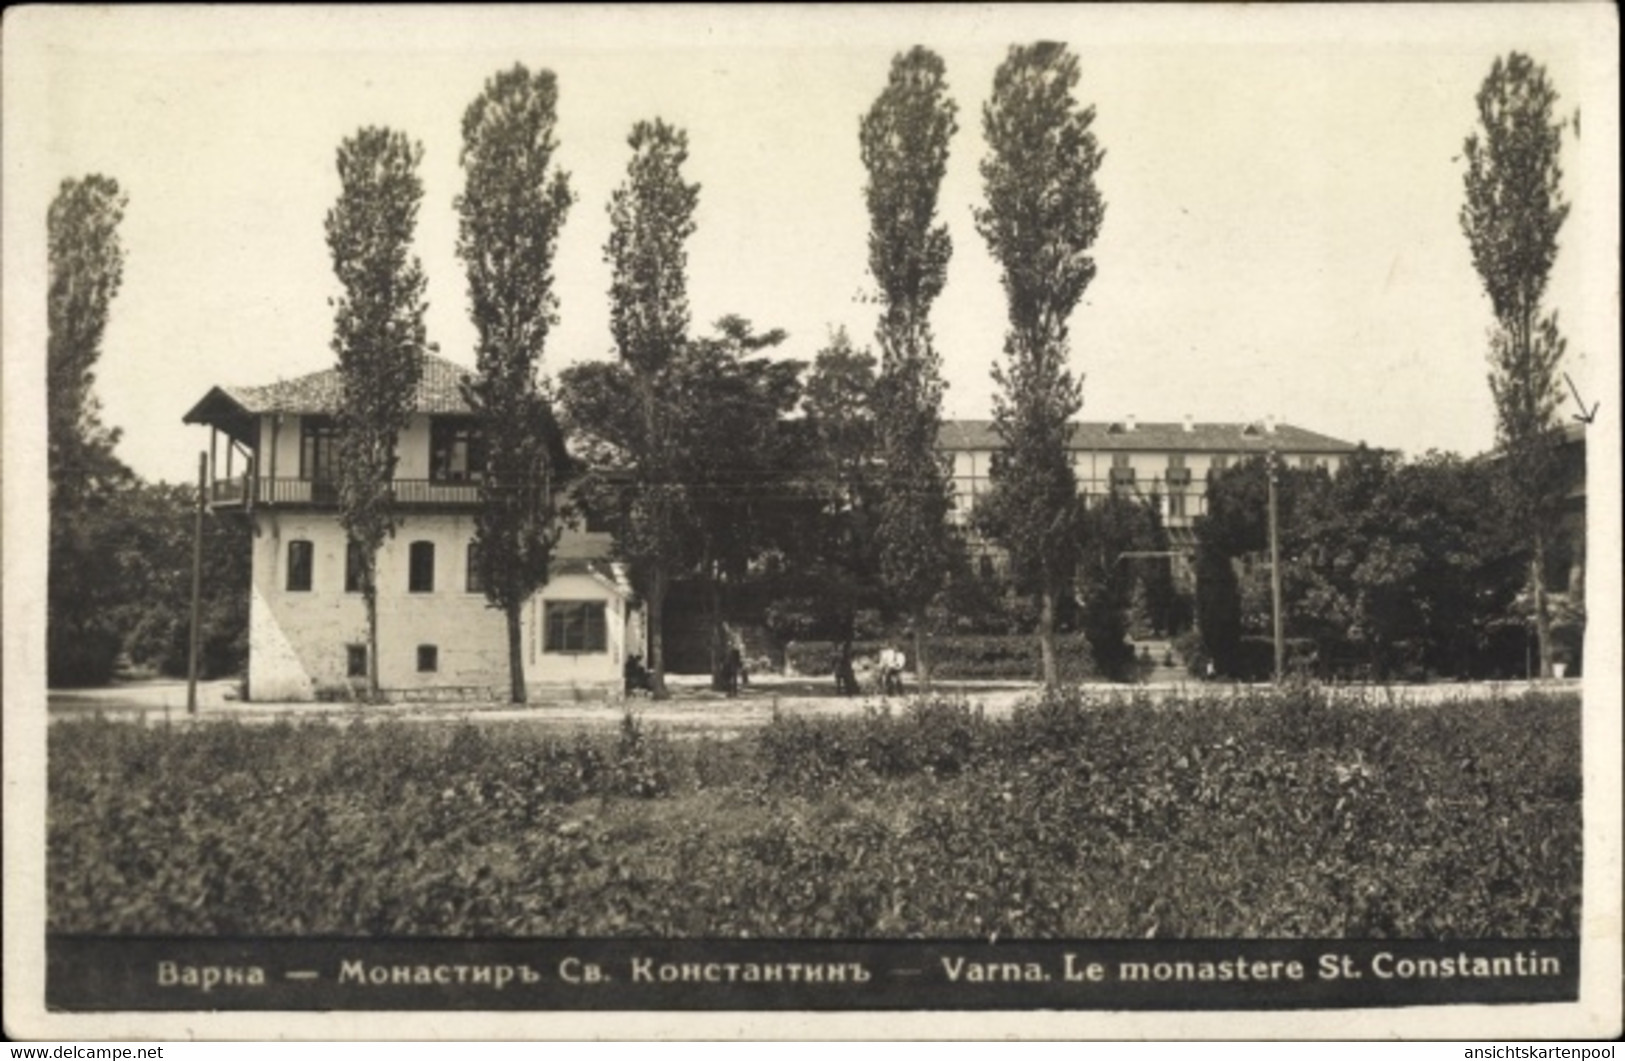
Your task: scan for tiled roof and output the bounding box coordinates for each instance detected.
[217,353,475,416]
[938,419,1359,454]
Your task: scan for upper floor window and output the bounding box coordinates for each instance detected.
[300,416,341,482]
[430,417,486,483]
[1167,453,1191,485]
[287,540,313,592]
[409,541,435,593]
[1208,455,1229,477]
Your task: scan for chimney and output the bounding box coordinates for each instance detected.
[1264,414,1277,435]
[1182,414,1194,433]
[1124,414,1136,432]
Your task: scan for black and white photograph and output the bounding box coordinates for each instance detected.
[4,4,1620,1042]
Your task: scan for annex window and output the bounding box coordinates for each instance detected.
[409,541,435,593]
[544,601,608,654]
[466,541,485,594]
[286,540,313,592]
[300,416,341,482]
[347,644,367,678]
[417,645,438,673]
[345,539,365,594]
[430,417,486,483]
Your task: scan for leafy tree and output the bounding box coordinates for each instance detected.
[326,128,431,699]
[1460,52,1572,677]
[678,317,802,685]
[973,42,1106,685]
[114,481,252,680]
[47,175,132,685]
[862,46,959,684]
[455,64,576,703]
[765,329,882,677]
[563,120,700,698]
[1073,493,1162,680]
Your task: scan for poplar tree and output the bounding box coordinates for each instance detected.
[862,46,959,684]
[47,175,132,684]
[456,64,575,703]
[601,119,700,698]
[327,128,430,700]
[974,43,1106,685]
[1460,52,1572,678]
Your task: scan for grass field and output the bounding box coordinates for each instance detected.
[47,685,1581,938]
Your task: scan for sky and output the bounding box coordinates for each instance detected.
[5,5,1619,486]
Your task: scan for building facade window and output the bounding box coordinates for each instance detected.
[345,539,365,593]
[1168,492,1188,519]
[430,417,486,483]
[409,541,435,593]
[287,540,313,592]
[1167,453,1192,487]
[1109,452,1136,489]
[545,601,608,653]
[466,541,485,594]
[347,644,367,678]
[1209,455,1229,477]
[300,416,341,481]
[417,645,438,673]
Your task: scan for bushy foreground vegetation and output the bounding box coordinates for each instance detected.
[49,688,1580,938]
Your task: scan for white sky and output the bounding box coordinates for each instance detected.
[5,5,1619,485]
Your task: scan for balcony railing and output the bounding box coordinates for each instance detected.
[209,476,482,509]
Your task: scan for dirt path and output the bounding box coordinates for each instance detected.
[46,673,1577,736]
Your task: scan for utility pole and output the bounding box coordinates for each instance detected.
[1268,448,1284,684]
[186,451,205,716]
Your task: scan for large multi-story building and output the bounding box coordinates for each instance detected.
[184,354,641,702]
[940,416,1360,541]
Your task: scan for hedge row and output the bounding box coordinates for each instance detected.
[784,634,1100,682]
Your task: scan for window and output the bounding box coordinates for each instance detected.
[1209,455,1229,477]
[466,541,485,594]
[545,601,608,653]
[347,644,367,678]
[1109,453,1136,488]
[408,541,435,592]
[287,540,313,592]
[345,540,365,593]
[1167,453,1192,486]
[417,645,438,673]
[430,417,486,483]
[1168,492,1188,519]
[300,416,341,482]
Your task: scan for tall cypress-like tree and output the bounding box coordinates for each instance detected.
[326,128,430,700]
[861,46,959,685]
[1460,52,1572,678]
[974,42,1105,685]
[47,175,133,685]
[456,64,575,704]
[602,119,700,698]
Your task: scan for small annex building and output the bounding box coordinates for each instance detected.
[184,353,642,702]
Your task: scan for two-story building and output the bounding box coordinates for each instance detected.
[940,415,1360,559]
[184,353,641,702]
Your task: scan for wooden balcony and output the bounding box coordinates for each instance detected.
[208,476,482,510]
